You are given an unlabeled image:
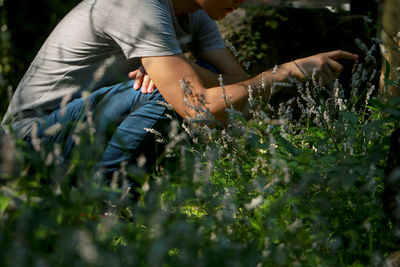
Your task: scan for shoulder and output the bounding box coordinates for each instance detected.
[191,10,214,23]
[92,0,168,19]
[190,9,218,31]
[92,0,173,32]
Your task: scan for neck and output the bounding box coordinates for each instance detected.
[171,0,200,18]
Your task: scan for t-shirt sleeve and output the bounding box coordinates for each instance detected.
[94,0,182,59]
[191,10,225,53]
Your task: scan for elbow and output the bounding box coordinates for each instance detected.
[181,97,214,120]
[177,83,212,119]
[184,102,228,125]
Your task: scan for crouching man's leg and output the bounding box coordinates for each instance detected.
[33,80,173,173]
[95,83,172,174]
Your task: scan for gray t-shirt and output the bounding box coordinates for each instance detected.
[2,0,224,138]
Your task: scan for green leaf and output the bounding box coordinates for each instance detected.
[341,173,359,191]
[0,195,10,212]
[340,111,359,124]
[383,108,400,118]
[276,134,300,156]
[319,155,336,165]
[368,99,387,111]
[249,218,262,232]
[344,126,357,137]
[365,105,379,112]
[389,97,400,106]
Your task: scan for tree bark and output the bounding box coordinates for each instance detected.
[379,0,400,97]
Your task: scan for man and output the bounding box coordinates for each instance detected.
[2,0,357,171]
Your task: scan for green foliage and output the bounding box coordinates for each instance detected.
[0,0,11,117]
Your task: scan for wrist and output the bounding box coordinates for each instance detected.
[278,62,295,81]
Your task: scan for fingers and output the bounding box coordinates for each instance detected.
[140,75,156,93]
[316,53,345,83]
[325,50,358,61]
[292,50,354,85]
[134,72,144,90]
[128,69,138,79]
[322,63,335,84]
[131,67,146,90]
[148,80,156,93]
[129,67,156,93]
[133,68,145,90]
[326,57,343,77]
[141,75,150,93]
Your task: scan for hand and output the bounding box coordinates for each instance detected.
[128,66,156,94]
[285,50,358,85]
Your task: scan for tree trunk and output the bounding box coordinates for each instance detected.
[379,0,400,97]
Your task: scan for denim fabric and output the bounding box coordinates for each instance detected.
[33,61,218,172]
[35,79,171,170]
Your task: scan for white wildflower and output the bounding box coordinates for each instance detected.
[334,83,346,111]
[72,133,80,145]
[245,195,264,210]
[30,122,41,152]
[137,154,147,168]
[224,40,238,57]
[142,181,150,192]
[365,44,377,63]
[363,16,373,24]
[44,123,62,136]
[323,110,331,126]
[365,85,375,106]
[248,85,254,105]
[75,230,98,264]
[155,138,165,143]
[110,170,119,190]
[144,128,162,137]
[59,94,72,117]
[287,218,303,232]
[245,61,251,70]
[156,100,174,110]
[261,71,267,90]
[394,31,400,43]
[45,153,54,166]
[183,97,210,116]
[272,65,279,74]
[355,39,369,53]
[182,123,193,137]
[180,79,192,95]
[218,74,231,107]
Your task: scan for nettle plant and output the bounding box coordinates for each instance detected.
[0,38,400,266]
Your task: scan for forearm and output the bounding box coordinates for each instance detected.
[189,60,248,88]
[188,63,293,122]
[143,50,358,124]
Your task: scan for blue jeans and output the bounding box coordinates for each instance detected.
[35,79,172,171]
[33,62,219,173]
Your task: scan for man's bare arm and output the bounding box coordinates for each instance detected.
[142,50,358,123]
[191,48,248,87]
[129,48,247,92]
